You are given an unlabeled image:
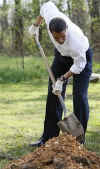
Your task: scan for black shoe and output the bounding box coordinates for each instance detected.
[29,137,45,147]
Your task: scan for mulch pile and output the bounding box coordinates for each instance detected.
[4,133,100,169]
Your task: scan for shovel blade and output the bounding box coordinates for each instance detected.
[57,113,84,138]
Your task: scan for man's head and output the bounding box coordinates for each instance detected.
[49,17,68,44]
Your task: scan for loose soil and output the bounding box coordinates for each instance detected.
[4,133,100,169]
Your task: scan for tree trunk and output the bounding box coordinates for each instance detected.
[91,0,100,62]
[69,0,91,40]
[0,26,4,50]
[13,0,24,56]
[0,0,8,51]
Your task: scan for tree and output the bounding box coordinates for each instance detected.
[0,0,8,50]
[91,0,100,61]
[13,0,24,56]
[32,0,40,17]
[68,0,91,40]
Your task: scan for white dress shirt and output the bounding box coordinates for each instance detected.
[40,1,89,74]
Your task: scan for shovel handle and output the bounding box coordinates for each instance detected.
[35,37,67,117]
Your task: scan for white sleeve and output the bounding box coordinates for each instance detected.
[70,52,87,74]
[69,22,89,74]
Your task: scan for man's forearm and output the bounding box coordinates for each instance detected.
[64,71,73,79]
[34,16,43,26]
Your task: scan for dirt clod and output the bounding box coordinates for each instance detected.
[4,133,100,169]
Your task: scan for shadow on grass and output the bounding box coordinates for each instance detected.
[0,145,35,169]
[85,129,100,154]
[0,94,73,105]
[88,94,100,101]
[0,79,48,91]
[0,136,39,168]
[0,95,47,104]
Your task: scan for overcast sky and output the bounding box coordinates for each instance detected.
[0,0,57,6]
[0,0,67,10]
[0,0,13,6]
[0,0,31,6]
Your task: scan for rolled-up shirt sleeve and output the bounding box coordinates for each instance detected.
[70,52,87,74]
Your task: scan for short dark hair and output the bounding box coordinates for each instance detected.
[49,17,67,33]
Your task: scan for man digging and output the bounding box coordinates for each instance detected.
[28,1,93,147]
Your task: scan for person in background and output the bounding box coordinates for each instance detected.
[28,1,93,147]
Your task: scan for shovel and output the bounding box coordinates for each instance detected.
[34,36,84,142]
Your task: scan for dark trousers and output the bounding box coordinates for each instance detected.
[42,48,93,142]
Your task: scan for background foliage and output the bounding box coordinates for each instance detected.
[0,0,100,61]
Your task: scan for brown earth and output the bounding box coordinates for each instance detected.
[4,133,100,169]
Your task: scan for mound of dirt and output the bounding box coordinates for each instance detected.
[4,133,100,169]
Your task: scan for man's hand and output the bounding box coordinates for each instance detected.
[52,79,63,95]
[28,24,39,38]
[52,71,73,96]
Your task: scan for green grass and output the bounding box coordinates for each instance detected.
[0,55,100,168]
[0,81,47,169]
[0,54,99,83]
[0,55,50,83]
[93,62,100,73]
[0,82,100,169]
[85,83,100,153]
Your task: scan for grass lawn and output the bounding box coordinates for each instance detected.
[0,55,100,168]
[0,81,100,169]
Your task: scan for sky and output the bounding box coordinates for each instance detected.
[0,0,68,10]
[0,0,60,6]
[0,0,31,6]
[0,0,13,6]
